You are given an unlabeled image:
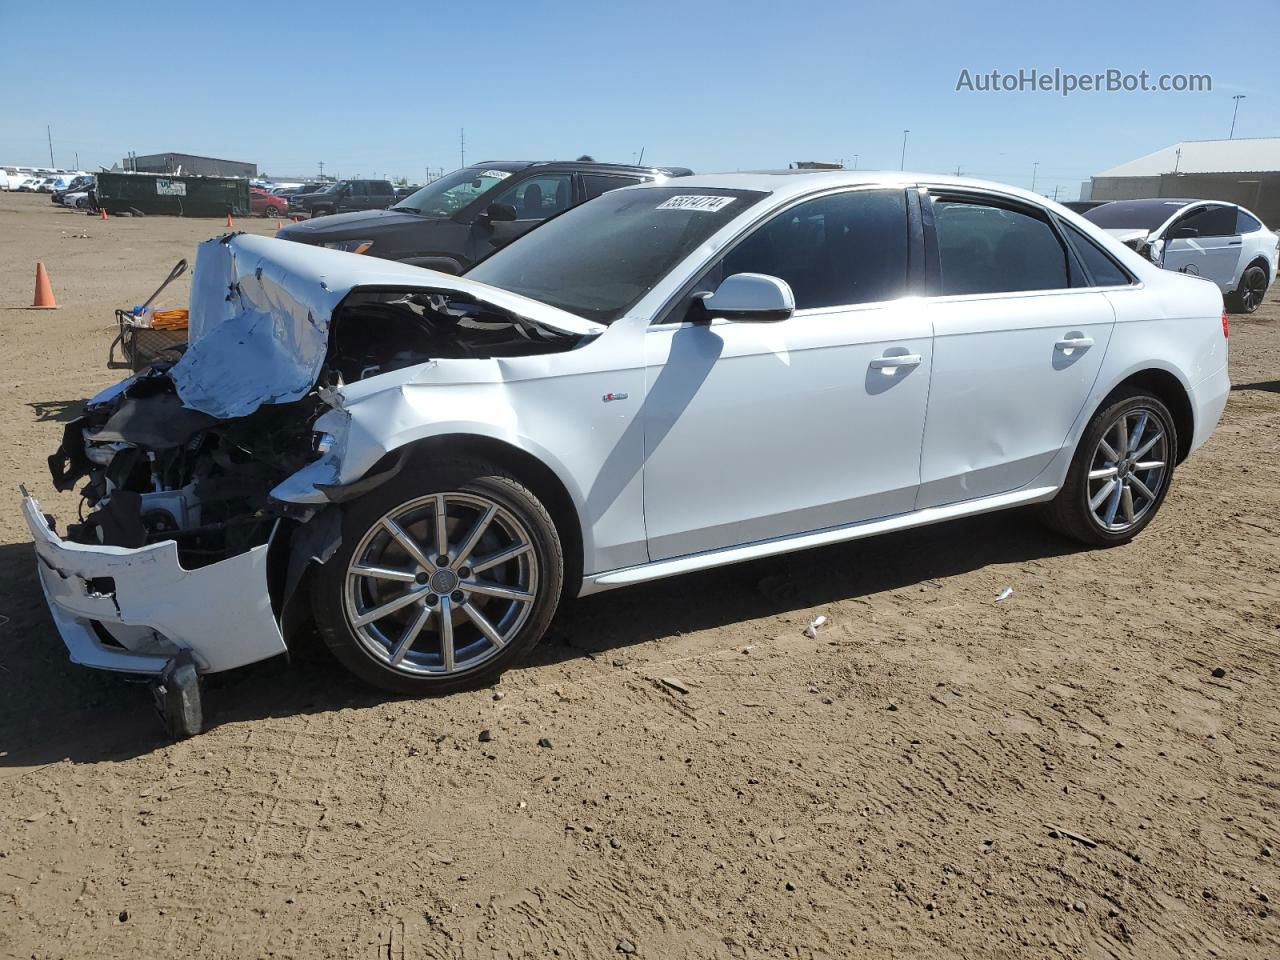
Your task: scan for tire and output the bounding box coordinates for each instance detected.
[265,205,282,218]
[1040,387,1177,547]
[1227,263,1268,314]
[311,458,564,695]
[310,206,329,218]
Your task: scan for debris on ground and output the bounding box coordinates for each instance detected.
[658,677,691,695]
[803,615,828,638]
[995,587,1014,603]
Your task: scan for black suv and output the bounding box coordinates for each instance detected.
[275,160,692,273]
[290,179,397,218]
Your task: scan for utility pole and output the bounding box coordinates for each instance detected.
[460,128,465,168]
[318,161,324,179]
[1052,185,1059,201]
[637,146,645,166]
[900,130,909,171]
[1031,160,1039,193]
[1229,95,1246,139]
[75,151,79,169]
[852,154,858,169]
[47,125,54,167]
[954,163,961,176]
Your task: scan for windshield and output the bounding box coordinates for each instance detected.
[392,166,516,217]
[1085,200,1192,232]
[467,186,767,324]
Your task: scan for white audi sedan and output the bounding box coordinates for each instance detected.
[1085,198,1277,313]
[24,171,1229,733]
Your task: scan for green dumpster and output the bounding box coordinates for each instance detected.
[95,172,250,218]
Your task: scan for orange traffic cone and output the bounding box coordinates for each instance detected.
[99,207,108,220]
[226,213,234,228]
[32,262,57,309]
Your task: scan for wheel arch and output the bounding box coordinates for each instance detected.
[1103,367,1195,464]
[371,433,585,600]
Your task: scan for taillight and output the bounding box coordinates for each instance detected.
[1222,308,1229,339]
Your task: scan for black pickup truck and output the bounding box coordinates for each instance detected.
[276,160,692,273]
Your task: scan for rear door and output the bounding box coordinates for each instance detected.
[1161,204,1241,292]
[917,189,1115,508]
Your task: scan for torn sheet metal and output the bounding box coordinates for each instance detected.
[170,234,604,420]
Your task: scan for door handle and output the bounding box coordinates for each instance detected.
[1228,240,1242,246]
[869,354,922,369]
[1054,336,1093,350]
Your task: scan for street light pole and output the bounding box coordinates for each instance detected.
[900,130,909,171]
[1031,161,1039,193]
[1229,95,1246,139]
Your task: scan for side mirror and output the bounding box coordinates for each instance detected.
[485,202,517,223]
[701,273,795,322]
[1148,238,1165,264]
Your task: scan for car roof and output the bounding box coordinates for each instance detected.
[473,160,694,177]
[616,169,1061,205]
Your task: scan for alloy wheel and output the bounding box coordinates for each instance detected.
[343,492,539,676]
[1086,408,1169,533]
[1242,268,1266,312]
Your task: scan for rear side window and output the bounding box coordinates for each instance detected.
[348,181,368,196]
[372,180,394,195]
[583,174,644,200]
[1061,222,1132,287]
[1237,209,1263,234]
[722,189,909,309]
[932,199,1070,295]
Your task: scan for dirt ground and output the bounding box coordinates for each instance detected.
[0,189,1278,960]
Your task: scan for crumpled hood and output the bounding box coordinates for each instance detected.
[169,234,602,419]
[1102,227,1151,245]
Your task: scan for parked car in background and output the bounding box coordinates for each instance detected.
[1084,198,1278,313]
[24,171,1228,733]
[15,176,43,192]
[250,187,287,218]
[289,179,397,218]
[276,160,692,272]
[52,175,94,204]
[33,177,60,193]
[394,185,421,201]
[1062,200,1111,214]
[62,190,92,209]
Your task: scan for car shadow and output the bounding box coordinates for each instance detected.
[27,399,84,422]
[0,508,1081,768]
[1231,380,1280,394]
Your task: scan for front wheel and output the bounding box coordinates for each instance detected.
[311,459,564,695]
[1040,388,1177,547]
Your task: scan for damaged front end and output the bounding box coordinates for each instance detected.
[25,233,599,690]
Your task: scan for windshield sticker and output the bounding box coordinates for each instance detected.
[656,195,736,212]
[479,170,511,180]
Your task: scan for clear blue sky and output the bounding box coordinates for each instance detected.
[1,0,1274,199]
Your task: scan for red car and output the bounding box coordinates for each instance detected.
[250,187,286,218]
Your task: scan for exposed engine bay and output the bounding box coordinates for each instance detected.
[48,284,586,568]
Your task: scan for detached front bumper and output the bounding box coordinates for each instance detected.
[21,492,287,676]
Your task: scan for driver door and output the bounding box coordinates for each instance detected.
[641,188,932,561]
[480,173,577,254]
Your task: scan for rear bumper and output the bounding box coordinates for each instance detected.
[1189,361,1230,455]
[22,492,287,676]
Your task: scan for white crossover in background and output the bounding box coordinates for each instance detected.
[1085,197,1277,313]
[24,171,1230,717]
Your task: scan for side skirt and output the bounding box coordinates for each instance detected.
[577,485,1060,597]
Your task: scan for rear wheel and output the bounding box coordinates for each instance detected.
[1228,263,1268,314]
[311,459,564,694]
[265,205,282,218]
[1040,388,1176,546]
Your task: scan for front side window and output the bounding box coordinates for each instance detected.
[722,189,909,310]
[467,187,766,324]
[492,174,574,220]
[348,182,368,197]
[933,198,1070,295]
[1061,222,1132,287]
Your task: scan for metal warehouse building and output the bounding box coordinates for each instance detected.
[1087,137,1280,226]
[123,152,257,178]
